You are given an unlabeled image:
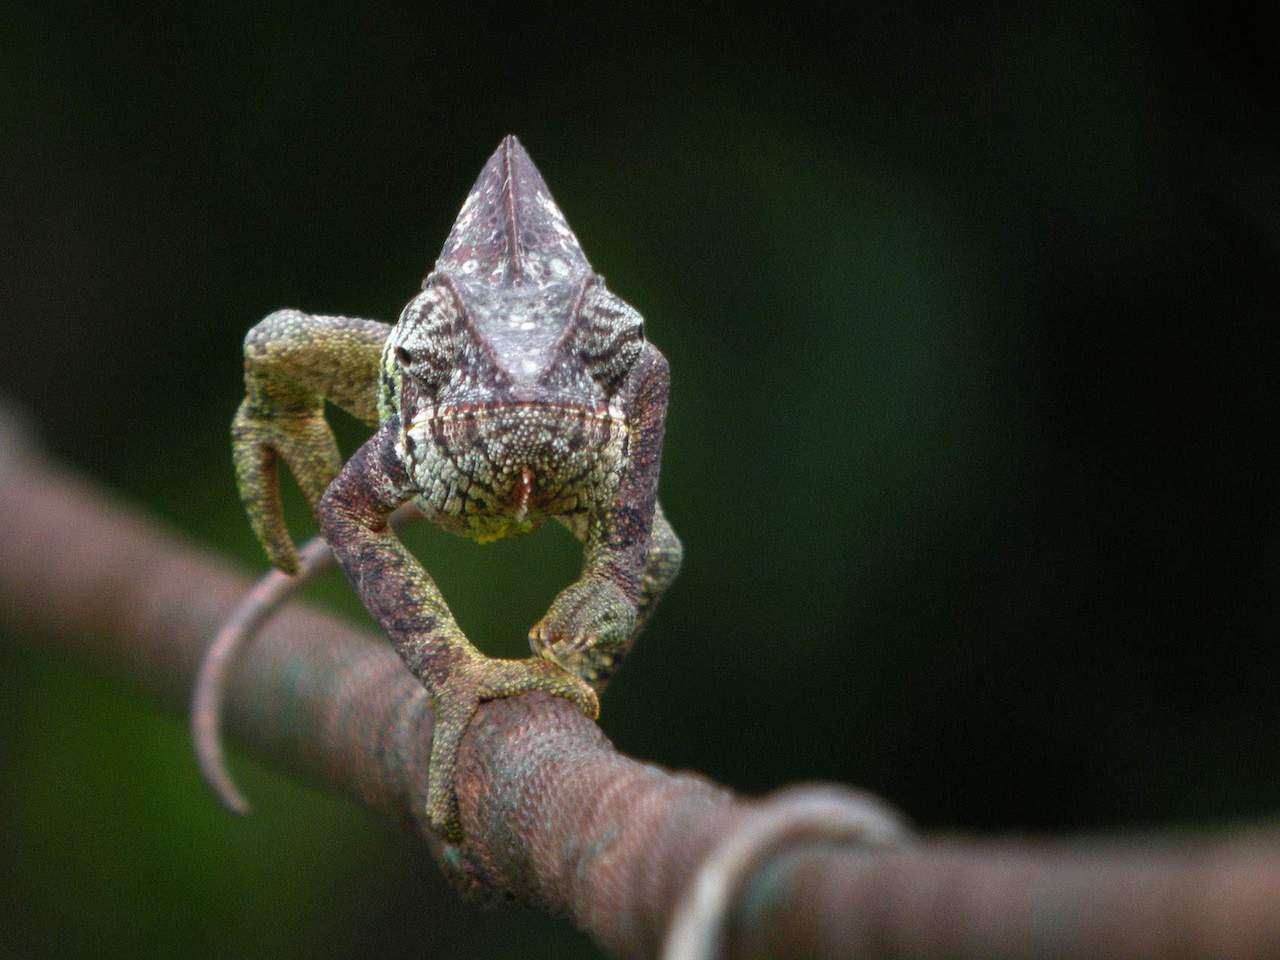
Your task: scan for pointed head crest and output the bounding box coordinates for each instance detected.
[435,135,591,288]
[421,136,603,387]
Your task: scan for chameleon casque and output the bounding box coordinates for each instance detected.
[197,136,681,841]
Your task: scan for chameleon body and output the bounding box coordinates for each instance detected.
[218,136,681,839]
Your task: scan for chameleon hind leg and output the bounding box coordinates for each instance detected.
[533,501,683,691]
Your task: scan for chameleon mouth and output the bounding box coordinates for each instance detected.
[409,401,624,428]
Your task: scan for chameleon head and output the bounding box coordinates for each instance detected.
[379,136,644,525]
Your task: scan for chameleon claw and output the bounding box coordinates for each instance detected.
[528,576,635,690]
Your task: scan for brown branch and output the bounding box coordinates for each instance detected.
[2,407,1279,959]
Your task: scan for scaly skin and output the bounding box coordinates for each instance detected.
[211,135,682,841]
[233,311,388,571]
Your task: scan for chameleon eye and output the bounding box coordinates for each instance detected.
[393,341,449,396]
[577,286,645,391]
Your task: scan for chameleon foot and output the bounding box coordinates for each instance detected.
[231,396,342,574]
[427,655,598,841]
[528,576,636,690]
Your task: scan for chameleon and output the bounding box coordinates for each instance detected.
[192,135,682,842]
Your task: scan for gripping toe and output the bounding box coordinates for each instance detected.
[424,655,599,840]
[231,398,341,574]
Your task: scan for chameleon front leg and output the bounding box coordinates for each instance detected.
[318,419,598,840]
[233,309,390,573]
[539,502,682,690]
[634,501,684,636]
[193,503,423,814]
[530,345,681,689]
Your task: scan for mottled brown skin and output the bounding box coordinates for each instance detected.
[226,136,682,840]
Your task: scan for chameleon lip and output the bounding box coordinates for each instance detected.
[410,401,624,428]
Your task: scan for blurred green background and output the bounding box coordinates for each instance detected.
[3,3,1279,957]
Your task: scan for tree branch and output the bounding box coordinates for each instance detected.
[1,407,1278,959]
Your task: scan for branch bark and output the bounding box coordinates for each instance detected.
[1,407,1278,959]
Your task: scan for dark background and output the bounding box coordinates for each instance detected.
[3,3,1278,957]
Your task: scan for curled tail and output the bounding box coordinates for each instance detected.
[192,504,422,813]
[191,535,334,813]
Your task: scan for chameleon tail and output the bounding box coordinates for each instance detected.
[191,535,334,814]
[192,504,422,813]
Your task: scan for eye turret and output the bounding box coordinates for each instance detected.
[393,340,453,390]
[390,286,459,395]
[576,284,644,392]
